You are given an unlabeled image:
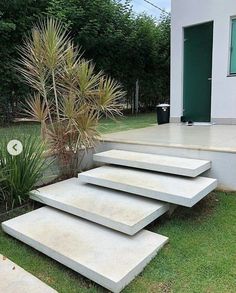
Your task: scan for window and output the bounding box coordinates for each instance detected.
[230,19,236,75]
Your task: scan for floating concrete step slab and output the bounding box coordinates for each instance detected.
[30,178,169,235]
[0,254,57,293]
[2,207,168,293]
[79,166,217,207]
[94,149,211,177]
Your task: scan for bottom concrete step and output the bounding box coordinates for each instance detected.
[2,207,168,293]
[0,254,57,293]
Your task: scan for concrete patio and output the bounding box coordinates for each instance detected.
[102,123,236,153]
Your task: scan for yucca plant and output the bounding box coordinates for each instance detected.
[17,17,125,178]
[0,135,48,210]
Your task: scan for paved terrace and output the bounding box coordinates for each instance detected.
[101,123,236,153]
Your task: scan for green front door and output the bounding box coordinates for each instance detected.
[183,22,213,122]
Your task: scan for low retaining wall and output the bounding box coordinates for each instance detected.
[40,148,96,186]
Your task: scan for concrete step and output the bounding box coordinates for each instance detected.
[30,178,169,235]
[94,149,211,177]
[0,254,57,293]
[79,166,218,207]
[2,207,168,293]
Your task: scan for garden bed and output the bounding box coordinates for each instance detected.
[0,203,29,217]
[0,201,43,222]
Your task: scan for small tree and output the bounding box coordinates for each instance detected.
[17,18,125,178]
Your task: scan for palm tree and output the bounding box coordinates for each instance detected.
[17,17,125,178]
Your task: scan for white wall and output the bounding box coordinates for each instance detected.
[171,0,236,124]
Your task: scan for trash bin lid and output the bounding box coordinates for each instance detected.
[156,103,170,107]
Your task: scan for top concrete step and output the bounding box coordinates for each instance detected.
[30,178,169,235]
[94,150,211,177]
[2,207,168,293]
[79,166,218,207]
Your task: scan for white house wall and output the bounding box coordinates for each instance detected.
[171,0,236,124]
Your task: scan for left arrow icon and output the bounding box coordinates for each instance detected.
[7,140,23,156]
[13,144,18,151]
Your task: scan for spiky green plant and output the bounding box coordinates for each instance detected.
[17,17,125,178]
[0,135,48,210]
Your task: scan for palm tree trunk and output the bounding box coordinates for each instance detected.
[52,70,60,122]
[42,85,54,131]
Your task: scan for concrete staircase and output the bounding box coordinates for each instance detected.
[2,149,217,293]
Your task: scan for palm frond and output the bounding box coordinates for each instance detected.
[95,77,125,117]
[38,17,70,71]
[73,109,100,148]
[59,94,79,121]
[23,93,49,123]
[76,59,103,99]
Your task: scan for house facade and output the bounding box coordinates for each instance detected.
[170,0,236,124]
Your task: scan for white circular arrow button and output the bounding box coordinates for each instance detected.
[7,140,23,156]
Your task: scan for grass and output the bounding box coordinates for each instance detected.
[0,113,157,138]
[0,192,236,293]
[98,112,157,134]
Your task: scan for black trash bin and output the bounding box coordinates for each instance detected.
[156,104,170,125]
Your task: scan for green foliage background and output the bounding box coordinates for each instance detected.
[0,0,49,123]
[0,0,170,123]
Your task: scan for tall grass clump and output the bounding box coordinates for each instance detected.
[0,135,48,211]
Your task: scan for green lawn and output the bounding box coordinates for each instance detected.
[98,112,157,134]
[0,192,235,293]
[0,113,157,138]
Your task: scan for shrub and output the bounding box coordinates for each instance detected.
[16,17,125,178]
[0,135,48,210]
